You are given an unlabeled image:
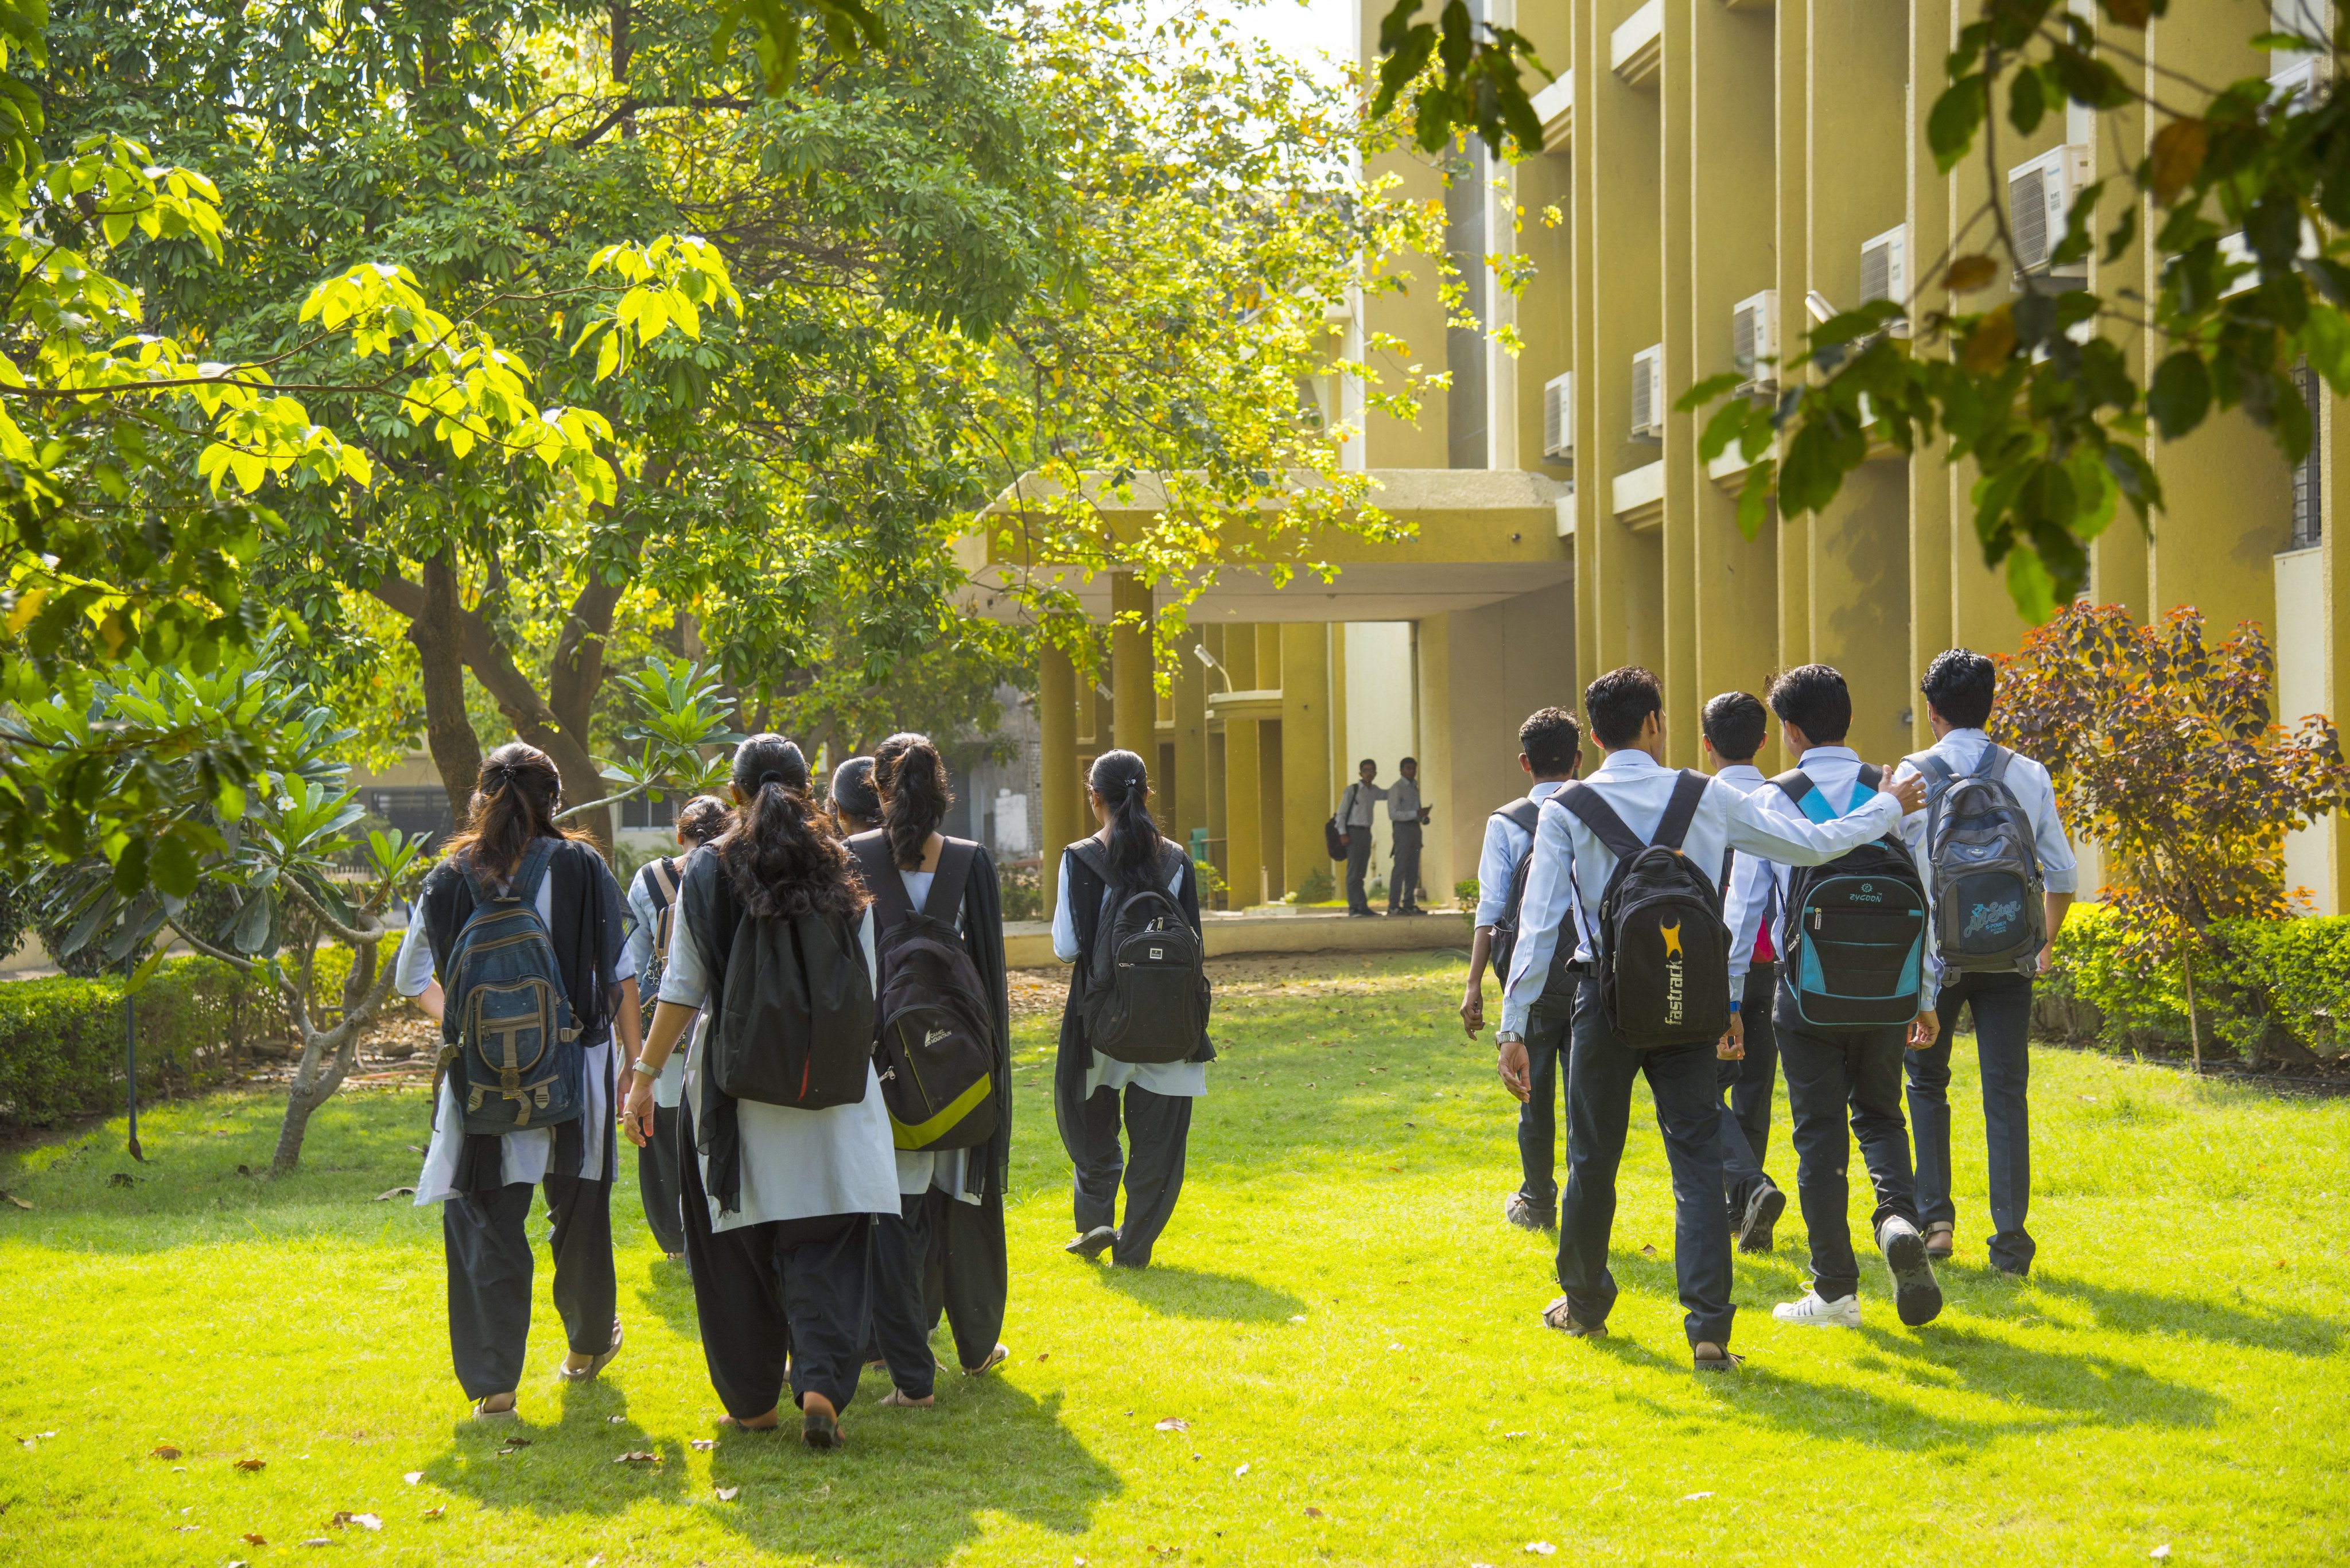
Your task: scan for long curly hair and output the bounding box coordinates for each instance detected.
[440,742,588,879]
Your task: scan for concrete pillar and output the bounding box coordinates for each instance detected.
[1280,623,1333,899]
[1172,629,1209,848]
[1111,572,1154,762]
[1259,719,1285,904]
[1039,641,1078,912]
[1222,627,1261,911]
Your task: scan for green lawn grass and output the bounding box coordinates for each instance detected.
[3,950,2347,1566]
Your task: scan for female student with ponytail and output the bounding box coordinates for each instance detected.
[1051,749,1211,1269]
[848,733,1013,1400]
[619,736,898,1450]
[393,742,636,1422]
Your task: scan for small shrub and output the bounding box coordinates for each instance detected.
[1000,863,1044,922]
[1291,866,1335,905]
[1455,878,1480,931]
[2041,903,2350,1065]
[0,955,287,1128]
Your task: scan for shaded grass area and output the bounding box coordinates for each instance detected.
[2,951,2348,1565]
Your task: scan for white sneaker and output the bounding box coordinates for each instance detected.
[1771,1291,1861,1328]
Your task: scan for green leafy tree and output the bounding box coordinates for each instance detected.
[1995,600,2350,1067]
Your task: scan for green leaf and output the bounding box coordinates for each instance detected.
[2005,544,2058,623]
[1928,75,1988,173]
[2009,66,2046,137]
[1735,461,1775,540]
[149,834,199,900]
[111,836,149,898]
[1677,371,1744,414]
[2148,350,2211,439]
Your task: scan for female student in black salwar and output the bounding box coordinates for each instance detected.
[1051,749,1211,1270]
[848,732,1014,1401]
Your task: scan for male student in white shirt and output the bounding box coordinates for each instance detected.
[1386,757,1433,913]
[1459,707,1583,1231]
[1698,692,1786,1253]
[1892,649,2078,1279]
[1335,760,1386,917]
[1494,667,1926,1369]
[1722,666,1943,1330]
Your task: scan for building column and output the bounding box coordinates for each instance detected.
[1222,627,1262,911]
[1172,627,1209,851]
[1280,623,1333,900]
[1111,571,1155,762]
[1039,640,1078,913]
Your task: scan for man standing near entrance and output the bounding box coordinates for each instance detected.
[1335,760,1386,917]
[1388,757,1432,915]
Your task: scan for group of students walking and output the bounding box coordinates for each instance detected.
[1463,651,2076,1367]
[394,730,1209,1444]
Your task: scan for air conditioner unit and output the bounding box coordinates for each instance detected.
[2217,220,2321,298]
[1543,371,1575,461]
[1629,345,1663,442]
[2008,144,2093,275]
[1859,225,1910,336]
[1731,289,1778,387]
[2271,53,2330,112]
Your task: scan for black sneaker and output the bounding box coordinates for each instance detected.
[1878,1216,1945,1326]
[1503,1193,1556,1231]
[1064,1225,1115,1260]
[1736,1182,1786,1254]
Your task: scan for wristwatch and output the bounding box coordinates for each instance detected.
[628,1058,660,1079]
[1496,1030,1525,1046]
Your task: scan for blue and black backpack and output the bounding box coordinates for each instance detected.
[1770,765,1929,1030]
[435,839,586,1135]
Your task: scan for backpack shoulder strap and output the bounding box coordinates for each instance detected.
[850,834,918,925]
[1974,742,2014,784]
[1494,797,1543,835]
[1856,763,1883,791]
[502,838,559,911]
[1067,835,1110,881]
[648,857,679,908]
[1652,769,1709,851]
[1556,782,1645,862]
[1908,751,1957,789]
[922,838,979,923]
[1769,769,1815,808]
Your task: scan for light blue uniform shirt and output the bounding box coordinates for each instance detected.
[1497,748,1910,1037]
[626,862,690,1109]
[1474,779,1570,928]
[1890,728,2078,987]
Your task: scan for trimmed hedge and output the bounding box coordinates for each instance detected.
[2038,904,2349,1064]
[0,939,391,1130]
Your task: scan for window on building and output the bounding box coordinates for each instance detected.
[1444,131,1489,470]
[366,787,457,849]
[621,792,678,831]
[2290,363,2323,551]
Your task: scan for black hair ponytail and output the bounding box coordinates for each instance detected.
[713,734,863,921]
[1088,749,1162,889]
[872,731,953,871]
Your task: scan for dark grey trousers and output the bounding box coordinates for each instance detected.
[1719,962,1781,1211]
[1345,831,1374,913]
[1780,1011,1918,1301]
[918,1185,1009,1369]
[871,1197,939,1400]
[1909,969,2037,1275]
[1513,994,1576,1213]
[442,1174,616,1400]
[638,1102,686,1255]
[1388,820,1423,909]
[1067,1083,1193,1268]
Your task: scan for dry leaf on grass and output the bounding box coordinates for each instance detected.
[1681,1491,1714,1501]
[330,1512,382,1531]
[1524,1546,1557,1558]
[152,1444,182,1460]
[1153,1418,1189,1432]
[234,1458,266,1472]
[1304,1507,1324,1518]
[1,1191,31,1209]
[402,1472,422,1485]
[1036,1352,1050,1362]
[1233,1462,1249,1477]
[1502,1431,1527,1439]
[299,1539,331,1548]
[244,1534,267,1546]
[406,1145,425,1154]
[613,1450,660,1464]
[496,1446,523,1457]
[713,1486,739,1501]
[373,1188,415,1201]
[108,1172,135,1187]
[607,1416,627,1425]
[690,1438,716,1452]
[421,1507,445,1520]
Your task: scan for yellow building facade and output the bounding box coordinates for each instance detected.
[984,0,2349,917]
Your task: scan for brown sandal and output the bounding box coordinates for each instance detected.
[1922,1221,1956,1260]
[557,1319,623,1382]
[1541,1295,1608,1337]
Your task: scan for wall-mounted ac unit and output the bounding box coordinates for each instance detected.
[2007,144,2093,275]
[1731,289,1777,388]
[1543,371,1575,461]
[1859,225,1909,336]
[2270,53,2330,110]
[1629,345,1663,442]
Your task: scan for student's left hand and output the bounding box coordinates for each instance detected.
[1908,1009,1940,1050]
[1459,983,1485,1038]
[1716,1012,1745,1061]
[620,1075,656,1146]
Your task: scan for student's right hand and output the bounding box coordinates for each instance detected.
[1880,768,1928,815]
[1496,1037,1531,1102]
[1459,983,1484,1038]
[620,1076,655,1147]
[1716,1011,1746,1061]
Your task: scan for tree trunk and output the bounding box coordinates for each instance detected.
[2184,958,2201,1076]
[271,1090,318,1173]
[412,549,484,824]
[268,934,398,1173]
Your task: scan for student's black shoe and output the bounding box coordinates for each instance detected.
[1735,1182,1786,1254]
[1878,1216,1945,1327]
[801,1404,842,1450]
[1503,1193,1555,1232]
[1064,1225,1116,1260]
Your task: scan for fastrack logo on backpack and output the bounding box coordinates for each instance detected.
[1659,919,1686,1025]
[1964,898,2022,938]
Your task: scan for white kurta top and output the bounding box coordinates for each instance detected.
[625,863,690,1109]
[395,881,620,1205]
[658,898,899,1234]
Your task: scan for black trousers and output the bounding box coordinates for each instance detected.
[676,1107,874,1418]
[1908,969,2037,1275]
[918,1185,1009,1369]
[1779,1007,1919,1302]
[870,1197,938,1399]
[638,1102,686,1256]
[1345,831,1374,913]
[1388,821,1423,910]
[1064,1082,1193,1268]
[1555,981,1735,1350]
[1719,963,1781,1211]
[442,1173,616,1400]
[1513,993,1576,1213]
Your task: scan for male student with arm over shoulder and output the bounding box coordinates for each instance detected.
[1460,707,1582,1232]
[1493,667,1926,1371]
[1335,760,1387,917]
[1698,691,1788,1254]
[1893,649,2078,1280]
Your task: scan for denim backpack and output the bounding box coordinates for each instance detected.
[437,839,585,1135]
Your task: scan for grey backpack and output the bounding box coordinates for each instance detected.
[1911,744,2046,974]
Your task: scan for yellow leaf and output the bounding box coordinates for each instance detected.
[6,586,48,634]
[1963,305,2017,375]
[1944,255,1999,294]
[2149,119,2207,205]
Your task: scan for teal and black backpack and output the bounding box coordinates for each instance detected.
[436,839,586,1135]
[1771,765,1929,1030]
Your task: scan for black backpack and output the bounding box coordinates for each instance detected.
[1911,744,2048,973]
[636,857,681,999]
[1771,767,1931,1030]
[849,834,1000,1151]
[1070,838,1210,1064]
[1487,797,1578,1001]
[1556,771,1732,1050]
[705,906,876,1110]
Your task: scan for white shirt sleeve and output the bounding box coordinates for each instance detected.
[1497,804,1580,1037]
[1721,842,1781,987]
[1051,849,1081,962]
[1474,814,1520,929]
[393,903,434,998]
[1721,782,1904,865]
[623,870,657,987]
[657,894,711,1008]
[2022,758,2080,894]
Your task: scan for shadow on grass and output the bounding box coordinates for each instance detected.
[2016,1268,2341,1358]
[421,1367,1120,1563]
[1093,1261,1307,1322]
[631,1252,703,1344]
